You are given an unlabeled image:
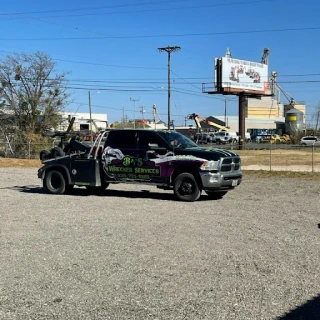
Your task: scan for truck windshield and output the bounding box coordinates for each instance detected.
[157,131,199,148]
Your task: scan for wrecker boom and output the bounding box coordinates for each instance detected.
[188,113,229,132]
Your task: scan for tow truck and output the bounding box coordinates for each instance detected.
[38,129,242,202]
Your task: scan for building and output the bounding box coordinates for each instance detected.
[206,96,306,134]
[212,115,285,133]
[57,112,108,132]
[245,96,283,119]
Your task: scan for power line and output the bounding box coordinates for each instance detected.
[171,70,202,90]
[0,50,165,70]
[5,75,320,86]
[2,26,319,41]
[54,58,165,70]
[2,50,320,78]
[0,0,188,16]
[0,0,278,18]
[0,1,278,49]
[31,73,320,81]
[64,85,228,100]
[70,101,198,119]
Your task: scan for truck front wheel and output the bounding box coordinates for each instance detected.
[173,173,201,202]
[44,170,66,194]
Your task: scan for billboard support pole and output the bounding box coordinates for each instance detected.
[238,94,246,150]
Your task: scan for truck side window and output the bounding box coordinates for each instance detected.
[107,131,137,149]
[138,131,166,150]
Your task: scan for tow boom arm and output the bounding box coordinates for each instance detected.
[188,113,229,132]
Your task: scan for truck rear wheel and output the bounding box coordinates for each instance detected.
[44,170,66,194]
[205,191,227,200]
[173,173,200,202]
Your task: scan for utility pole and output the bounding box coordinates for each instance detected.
[153,104,157,129]
[157,45,181,130]
[140,105,145,128]
[224,99,227,126]
[122,107,125,128]
[88,91,93,144]
[130,97,139,129]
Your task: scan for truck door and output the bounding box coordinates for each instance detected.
[136,131,169,183]
[102,130,138,181]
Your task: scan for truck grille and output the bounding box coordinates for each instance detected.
[220,157,241,172]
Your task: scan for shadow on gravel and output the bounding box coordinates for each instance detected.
[3,185,46,194]
[5,185,217,202]
[276,294,320,320]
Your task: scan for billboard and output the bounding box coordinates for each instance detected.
[216,57,269,94]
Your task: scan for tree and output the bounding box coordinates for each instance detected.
[0,51,70,135]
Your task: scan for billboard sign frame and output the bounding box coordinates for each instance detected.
[215,57,269,95]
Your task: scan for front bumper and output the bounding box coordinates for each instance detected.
[200,171,242,191]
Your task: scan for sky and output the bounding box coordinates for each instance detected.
[0,0,319,126]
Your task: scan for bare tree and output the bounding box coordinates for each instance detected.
[0,51,70,135]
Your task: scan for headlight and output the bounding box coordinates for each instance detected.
[200,160,220,171]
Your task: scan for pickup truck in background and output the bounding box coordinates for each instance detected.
[38,129,242,202]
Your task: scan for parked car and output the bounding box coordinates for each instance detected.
[216,131,239,144]
[299,136,320,146]
[236,132,251,142]
[194,133,211,144]
[208,133,217,143]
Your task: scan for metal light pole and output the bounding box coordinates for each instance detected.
[224,99,227,126]
[88,91,93,144]
[130,97,139,129]
[157,46,181,130]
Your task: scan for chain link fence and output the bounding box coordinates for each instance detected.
[1,141,319,172]
[202,141,320,172]
[0,141,57,159]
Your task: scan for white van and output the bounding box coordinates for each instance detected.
[216,131,239,144]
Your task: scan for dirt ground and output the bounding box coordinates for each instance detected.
[1,168,320,320]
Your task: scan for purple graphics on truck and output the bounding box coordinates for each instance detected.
[102,146,210,181]
[101,143,240,183]
[102,146,163,181]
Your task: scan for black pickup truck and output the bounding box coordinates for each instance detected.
[38,129,242,202]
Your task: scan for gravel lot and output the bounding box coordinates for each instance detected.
[1,167,320,320]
